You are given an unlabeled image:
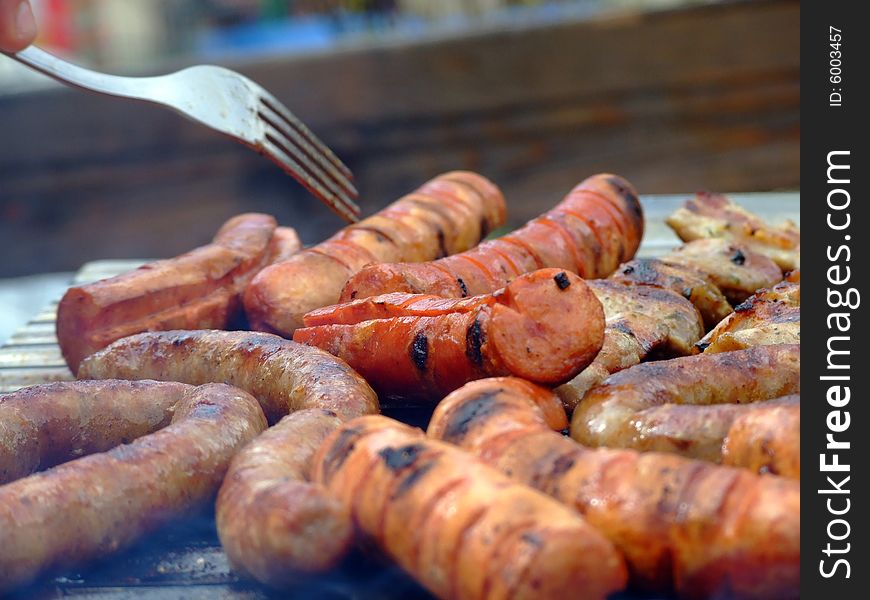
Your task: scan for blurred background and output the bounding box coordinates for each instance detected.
[0,0,798,338]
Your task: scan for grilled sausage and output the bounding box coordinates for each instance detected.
[340,174,643,301]
[312,414,627,600]
[244,172,507,336]
[1,379,190,484]
[596,395,800,477]
[722,396,800,478]
[57,213,281,373]
[78,329,379,424]
[216,409,352,584]
[428,378,800,599]
[571,344,800,449]
[294,269,605,400]
[555,313,669,412]
[0,381,267,592]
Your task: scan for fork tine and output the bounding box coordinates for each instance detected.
[262,136,360,223]
[258,102,358,200]
[262,121,360,221]
[259,92,354,181]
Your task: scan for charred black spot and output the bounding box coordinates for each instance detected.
[682,287,693,299]
[606,175,643,224]
[436,228,448,259]
[554,272,571,290]
[392,460,436,498]
[734,299,754,313]
[521,532,543,548]
[441,391,503,442]
[465,318,485,366]
[730,249,746,265]
[410,332,429,371]
[379,444,425,472]
[622,265,635,275]
[695,340,711,352]
[457,277,469,298]
[611,320,634,336]
[350,291,358,300]
[321,426,364,482]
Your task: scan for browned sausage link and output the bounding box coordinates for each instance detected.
[610,396,800,475]
[57,213,278,374]
[0,379,191,484]
[340,174,643,302]
[311,414,627,600]
[216,409,352,584]
[571,344,800,449]
[0,382,267,593]
[78,330,379,424]
[264,226,303,264]
[294,270,605,400]
[722,396,800,478]
[428,378,800,599]
[555,313,669,412]
[243,172,507,336]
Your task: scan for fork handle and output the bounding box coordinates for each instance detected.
[4,46,156,100]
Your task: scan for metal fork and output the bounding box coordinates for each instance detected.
[3,46,360,222]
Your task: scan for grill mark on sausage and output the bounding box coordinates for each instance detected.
[456,277,469,297]
[379,443,426,472]
[392,459,437,499]
[410,332,429,371]
[465,317,485,367]
[441,391,504,443]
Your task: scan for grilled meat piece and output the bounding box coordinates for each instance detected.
[609,258,732,329]
[666,192,800,271]
[699,281,800,353]
[588,280,704,356]
[556,313,669,412]
[665,238,783,305]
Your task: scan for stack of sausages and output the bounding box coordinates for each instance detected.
[0,172,800,600]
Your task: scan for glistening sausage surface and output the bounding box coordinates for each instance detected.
[78,329,379,424]
[428,378,800,599]
[0,382,266,593]
[57,213,281,373]
[216,409,352,585]
[294,269,605,399]
[571,344,800,449]
[340,173,643,301]
[312,414,627,600]
[244,172,507,336]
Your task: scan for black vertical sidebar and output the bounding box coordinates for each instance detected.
[803,0,868,597]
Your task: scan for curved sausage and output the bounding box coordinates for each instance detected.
[340,173,643,301]
[57,213,280,374]
[428,377,800,599]
[294,269,605,399]
[78,329,379,423]
[244,172,507,336]
[312,414,627,600]
[571,344,800,449]
[1,379,190,484]
[216,408,352,585]
[0,381,267,593]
